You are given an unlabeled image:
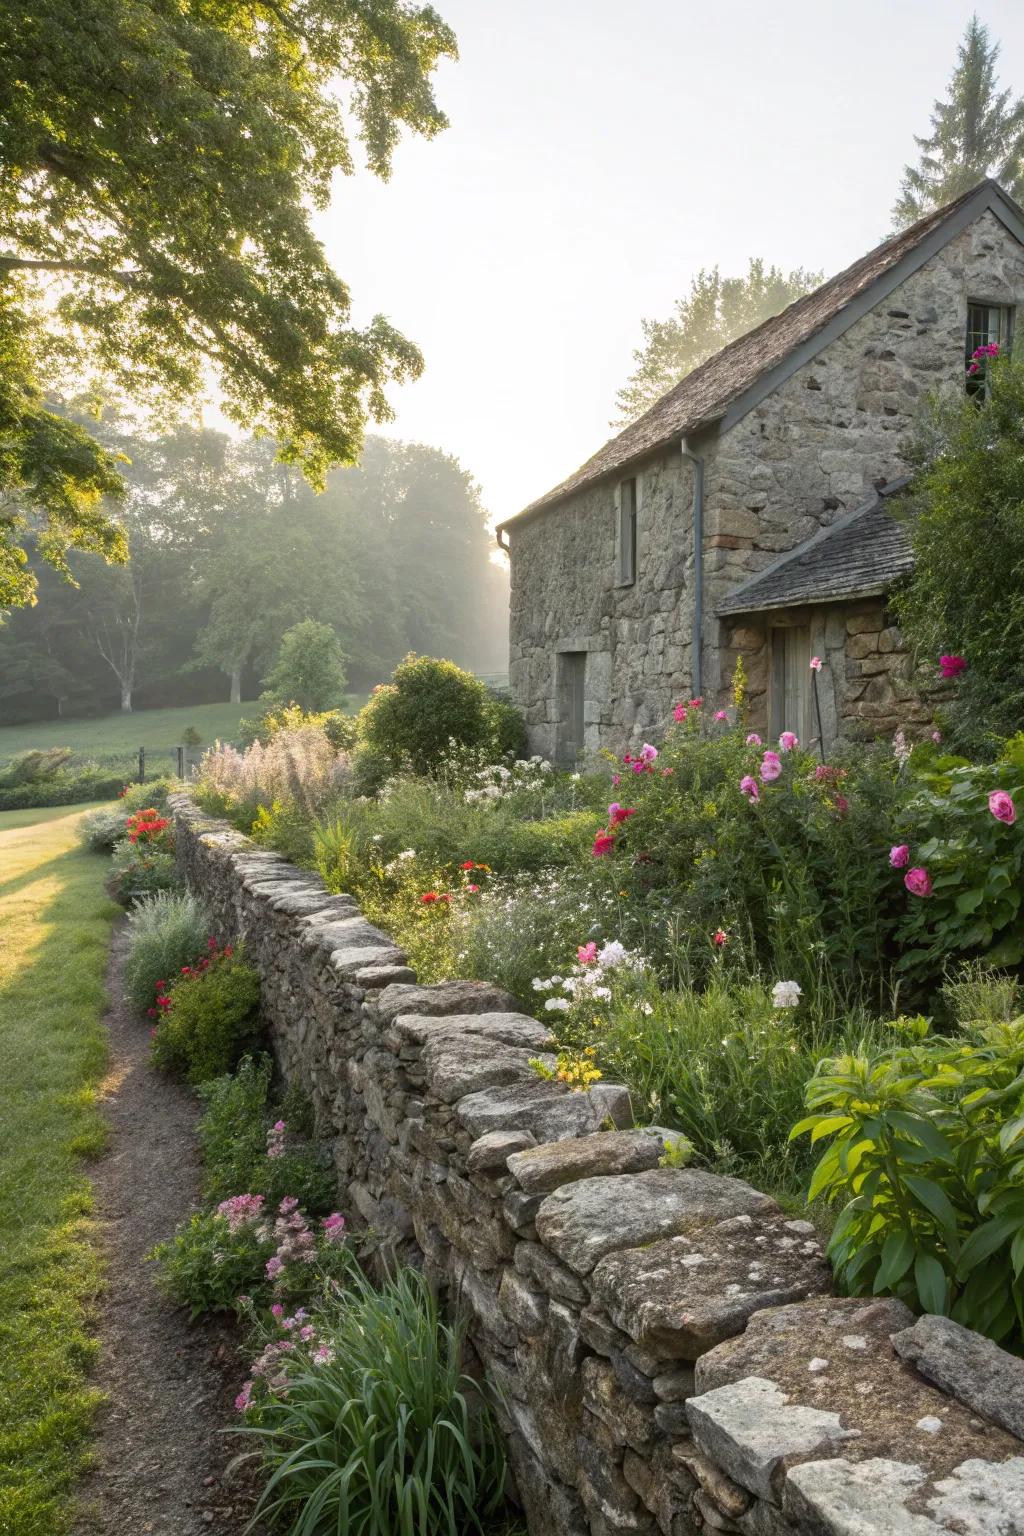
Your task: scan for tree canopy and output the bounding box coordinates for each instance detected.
[614,260,822,425]
[0,425,509,720]
[892,15,1024,229]
[0,0,457,608]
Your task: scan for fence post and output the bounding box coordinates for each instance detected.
[176,745,184,778]
[138,746,145,783]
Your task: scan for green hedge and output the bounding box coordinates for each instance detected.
[0,773,129,811]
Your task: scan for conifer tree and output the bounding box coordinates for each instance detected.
[893,15,1024,229]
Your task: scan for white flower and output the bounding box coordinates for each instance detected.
[549,975,563,985]
[561,978,575,991]
[639,1001,654,1016]
[398,848,415,861]
[592,986,612,1001]
[597,940,627,969]
[771,980,803,1008]
[531,978,547,992]
[544,997,571,1012]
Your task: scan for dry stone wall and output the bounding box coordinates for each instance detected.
[172,794,1024,1536]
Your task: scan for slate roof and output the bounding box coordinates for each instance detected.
[499,179,1024,534]
[715,479,914,616]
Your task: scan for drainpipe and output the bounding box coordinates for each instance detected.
[680,438,705,697]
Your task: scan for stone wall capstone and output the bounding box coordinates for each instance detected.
[171,794,1024,1536]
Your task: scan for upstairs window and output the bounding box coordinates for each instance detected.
[966,301,1013,396]
[617,477,637,586]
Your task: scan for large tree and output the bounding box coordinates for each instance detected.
[614,260,822,425]
[0,0,456,609]
[893,16,1024,229]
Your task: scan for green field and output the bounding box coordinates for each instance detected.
[0,805,118,1534]
[0,697,372,770]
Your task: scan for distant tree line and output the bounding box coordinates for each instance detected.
[0,424,508,723]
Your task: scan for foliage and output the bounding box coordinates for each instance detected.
[0,765,126,810]
[483,689,529,759]
[261,621,348,714]
[79,804,126,852]
[891,746,1024,985]
[119,776,175,813]
[356,655,497,777]
[150,1195,354,1321]
[240,703,358,754]
[109,836,179,906]
[793,1009,1024,1346]
[614,259,823,424]
[194,724,347,824]
[893,355,1024,753]
[150,947,263,1084]
[0,747,72,785]
[892,16,1024,228]
[196,1057,336,1214]
[589,710,903,1009]
[0,805,117,1535]
[0,0,457,605]
[123,890,211,1015]
[234,1264,508,1536]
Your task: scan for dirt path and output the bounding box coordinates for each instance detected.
[74,922,256,1535]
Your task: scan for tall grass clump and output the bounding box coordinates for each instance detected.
[235,1265,508,1536]
[123,889,211,1014]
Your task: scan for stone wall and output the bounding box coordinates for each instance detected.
[509,209,1024,756]
[171,794,1024,1536]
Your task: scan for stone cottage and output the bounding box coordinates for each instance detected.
[497,179,1024,760]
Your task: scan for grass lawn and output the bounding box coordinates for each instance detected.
[0,805,119,1535]
[0,697,372,770]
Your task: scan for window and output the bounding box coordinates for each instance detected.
[617,477,637,586]
[966,301,1013,396]
[769,626,811,745]
[557,651,587,764]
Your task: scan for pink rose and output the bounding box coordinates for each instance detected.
[939,654,966,679]
[689,697,703,709]
[712,928,728,947]
[778,731,799,751]
[739,775,760,802]
[889,844,910,869]
[639,743,658,762]
[745,733,762,746]
[989,790,1017,825]
[673,704,687,723]
[714,709,728,721]
[931,731,942,744]
[810,656,822,671]
[904,867,932,897]
[608,803,636,826]
[577,942,598,965]
[759,753,782,783]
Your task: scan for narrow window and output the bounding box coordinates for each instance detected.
[966,301,1013,396]
[557,651,587,764]
[617,477,637,586]
[769,626,811,744]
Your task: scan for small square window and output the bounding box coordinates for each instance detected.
[617,478,637,586]
[966,301,1013,396]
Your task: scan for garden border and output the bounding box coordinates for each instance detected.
[170,793,1024,1536]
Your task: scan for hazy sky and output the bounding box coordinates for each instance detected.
[312,0,1024,530]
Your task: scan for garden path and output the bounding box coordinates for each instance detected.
[73,922,257,1535]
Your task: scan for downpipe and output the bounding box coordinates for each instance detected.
[680,438,704,697]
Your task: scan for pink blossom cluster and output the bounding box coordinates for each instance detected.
[890,789,1016,899]
[266,1119,286,1159]
[216,1193,265,1233]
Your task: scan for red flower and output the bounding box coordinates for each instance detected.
[608,803,637,826]
[421,892,439,904]
[467,883,480,894]
[223,945,233,957]
[592,830,617,857]
[939,654,967,679]
[460,861,475,870]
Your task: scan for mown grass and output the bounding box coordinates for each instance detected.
[0,696,373,768]
[0,805,118,1535]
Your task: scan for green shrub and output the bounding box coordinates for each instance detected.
[357,655,493,776]
[120,776,176,812]
[0,747,73,785]
[792,1013,1024,1346]
[484,688,528,759]
[892,744,1024,985]
[151,947,263,1083]
[234,1265,508,1536]
[109,838,180,906]
[590,709,904,1008]
[261,619,347,713]
[123,889,212,1014]
[197,1057,336,1213]
[151,1193,354,1319]
[239,702,358,752]
[0,766,128,810]
[79,805,127,852]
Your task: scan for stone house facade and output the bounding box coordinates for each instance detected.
[497,181,1024,760]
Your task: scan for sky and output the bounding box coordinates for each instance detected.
[310,0,1024,531]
